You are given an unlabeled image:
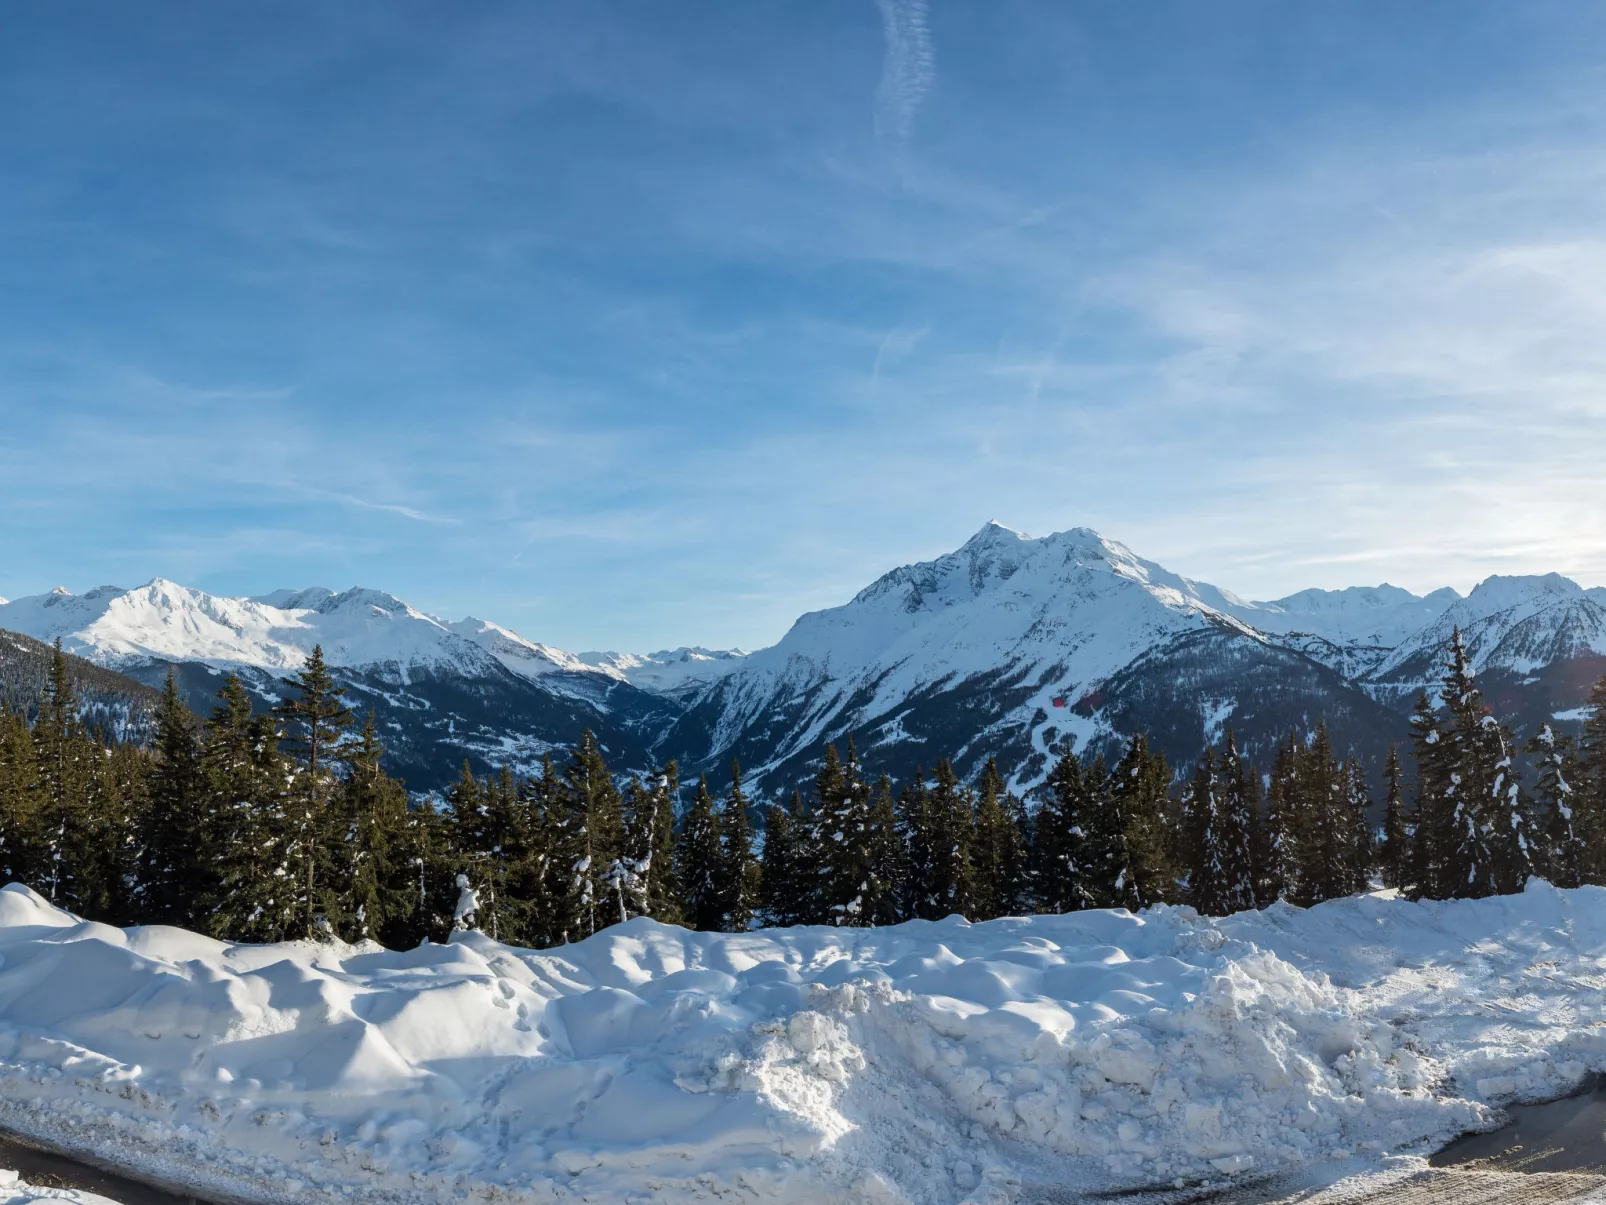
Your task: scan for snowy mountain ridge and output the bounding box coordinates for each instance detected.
[0,579,747,692]
[9,526,1596,701]
[7,523,1606,794]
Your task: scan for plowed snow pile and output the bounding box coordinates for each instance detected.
[0,882,1603,1203]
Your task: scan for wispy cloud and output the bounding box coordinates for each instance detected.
[873,0,934,152]
[315,490,460,526]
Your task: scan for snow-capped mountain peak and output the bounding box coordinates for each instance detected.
[0,579,749,703]
[1375,572,1606,683]
[576,647,752,695]
[1226,583,1461,648]
[679,524,1272,789]
[446,617,602,680]
[0,579,488,676]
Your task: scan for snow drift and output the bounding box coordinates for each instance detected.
[0,883,1603,1203]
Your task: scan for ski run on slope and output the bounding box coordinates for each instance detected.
[0,883,1604,1204]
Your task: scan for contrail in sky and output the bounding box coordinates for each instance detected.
[874,0,935,150]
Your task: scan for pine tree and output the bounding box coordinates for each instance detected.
[1293,724,1349,906]
[559,731,625,940]
[641,763,682,922]
[813,744,876,925]
[969,757,1029,918]
[136,668,204,925]
[400,790,455,945]
[34,642,100,911]
[1579,673,1606,883]
[1181,749,1222,914]
[759,790,808,927]
[87,741,146,923]
[1378,746,1409,890]
[1031,749,1092,913]
[923,759,974,918]
[275,645,354,937]
[1260,733,1300,904]
[1212,731,1258,914]
[1439,629,1498,898]
[1077,756,1129,909]
[1477,712,1535,896]
[861,774,906,925]
[676,776,724,931]
[335,714,412,943]
[0,708,40,885]
[202,674,292,941]
[1405,629,1539,901]
[615,774,664,926]
[1108,732,1173,910]
[896,773,936,918]
[716,760,760,931]
[1340,759,1374,895]
[1527,724,1584,889]
[503,767,561,947]
[1407,690,1451,901]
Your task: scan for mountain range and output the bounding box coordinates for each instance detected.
[4,522,1605,796]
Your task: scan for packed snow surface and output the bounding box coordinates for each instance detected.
[2,883,1606,1203]
[0,1171,119,1205]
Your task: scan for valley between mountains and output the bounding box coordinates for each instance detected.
[3,522,1604,797]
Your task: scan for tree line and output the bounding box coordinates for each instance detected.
[1,629,1604,948]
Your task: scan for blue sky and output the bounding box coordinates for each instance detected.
[5,1,1606,652]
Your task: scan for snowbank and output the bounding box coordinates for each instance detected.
[0,882,1602,1203]
[0,1170,120,1205]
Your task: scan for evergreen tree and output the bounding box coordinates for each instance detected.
[136,668,204,925]
[640,764,682,923]
[1477,713,1535,896]
[1108,732,1173,910]
[676,776,724,931]
[1405,629,1539,901]
[923,759,974,918]
[1294,724,1348,906]
[335,714,412,944]
[1212,731,1258,914]
[759,790,808,927]
[86,742,146,923]
[1181,749,1223,914]
[1527,724,1584,889]
[36,642,101,911]
[1340,759,1374,895]
[1438,629,1497,898]
[274,645,354,937]
[1260,733,1301,905]
[203,674,292,941]
[716,760,760,931]
[1407,690,1451,901]
[970,757,1028,918]
[813,743,876,925]
[1579,673,1606,882]
[0,708,40,885]
[861,774,906,926]
[559,731,625,940]
[1076,756,1128,909]
[896,773,936,918]
[615,774,662,926]
[1378,746,1409,890]
[1031,749,1093,913]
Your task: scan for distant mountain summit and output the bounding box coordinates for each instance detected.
[5,526,1603,797]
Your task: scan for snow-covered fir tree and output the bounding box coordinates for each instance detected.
[1527,724,1584,889]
